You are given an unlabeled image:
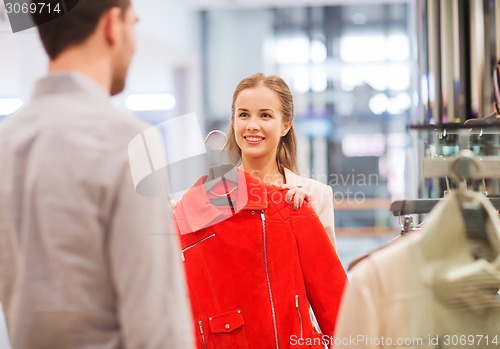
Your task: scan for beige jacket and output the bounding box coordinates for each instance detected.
[284,168,336,246]
[334,191,500,348]
[0,73,194,349]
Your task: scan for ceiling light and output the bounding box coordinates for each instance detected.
[351,13,367,25]
[0,98,22,116]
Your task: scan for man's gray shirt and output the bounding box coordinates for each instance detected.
[0,72,194,349]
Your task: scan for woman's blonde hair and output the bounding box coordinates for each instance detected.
[225,73,299,174]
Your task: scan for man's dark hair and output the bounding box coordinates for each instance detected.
[32,0,131,60]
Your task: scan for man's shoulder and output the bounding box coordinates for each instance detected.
[28,72,152,134]
[0,95,154,161]
[105,108,152,136]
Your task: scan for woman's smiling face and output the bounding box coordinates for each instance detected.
[233,84,291,164]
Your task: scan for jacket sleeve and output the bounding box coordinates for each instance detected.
[108,162,194,349]
[291,203,347,336]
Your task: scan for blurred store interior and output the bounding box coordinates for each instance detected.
[1,0,500,291]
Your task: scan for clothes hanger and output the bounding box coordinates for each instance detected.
[391,151,500,216]
[203,130,239,209]
[448,150,489,243]
[203,130,238,188]
[390,150,500,251]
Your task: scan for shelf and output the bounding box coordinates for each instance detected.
[334,198,392,211]
[336,227,398,236]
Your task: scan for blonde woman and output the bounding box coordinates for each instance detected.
[225,72,336,245]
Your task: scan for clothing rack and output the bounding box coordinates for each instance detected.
[390,197,500,216]
[391,150,500,216]
[423,155,500,179]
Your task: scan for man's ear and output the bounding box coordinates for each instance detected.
[103,7,123,46]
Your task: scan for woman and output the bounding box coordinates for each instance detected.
[225,72,336,245]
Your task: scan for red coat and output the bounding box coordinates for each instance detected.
[174,170,347,349]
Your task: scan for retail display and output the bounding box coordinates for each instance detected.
[335,150,500,349]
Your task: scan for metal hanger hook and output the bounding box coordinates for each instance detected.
[204,130,228,149]
[448,150,481,191]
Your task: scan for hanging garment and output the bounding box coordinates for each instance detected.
[347,219,424,271]
[347,234,404,272]
[334,191,500,349]
[174,169,347,349]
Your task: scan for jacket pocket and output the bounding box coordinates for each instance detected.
[180,233,216,261]
[208,309,250,349]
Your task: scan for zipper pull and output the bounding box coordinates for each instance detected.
[260,210,266,221]
[295,294,299,308]
[180,251,185,262]
[198,320,208,349]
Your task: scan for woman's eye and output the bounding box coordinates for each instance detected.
[239,113,249,118]
[261,113,272,118]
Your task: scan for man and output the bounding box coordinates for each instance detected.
[0,1,194,348]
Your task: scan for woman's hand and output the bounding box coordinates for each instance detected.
[281,184,314,210]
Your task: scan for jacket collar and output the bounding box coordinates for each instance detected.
[419,191,500,261]
[176,168,268,234]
